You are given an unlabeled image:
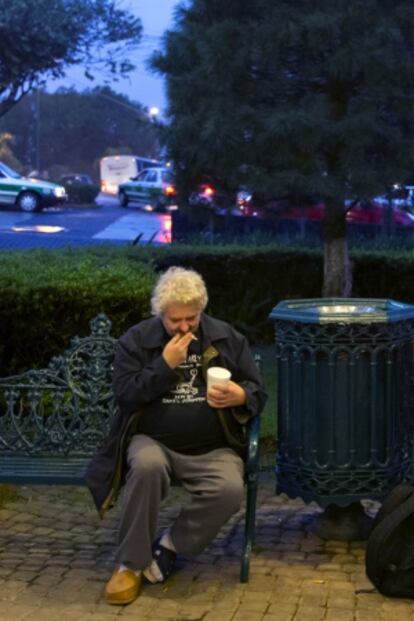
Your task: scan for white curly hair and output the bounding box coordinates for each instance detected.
[151,266,208,316]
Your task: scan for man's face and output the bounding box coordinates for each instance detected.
[161,302,202,337]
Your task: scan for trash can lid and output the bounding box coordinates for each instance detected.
[269,298,414,324]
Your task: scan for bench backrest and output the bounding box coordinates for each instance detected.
[0,314,117,457]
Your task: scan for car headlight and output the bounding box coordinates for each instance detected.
[53,186,66,198]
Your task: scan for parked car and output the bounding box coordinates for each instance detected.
[188,183,235,211]
[189,179,414,229]
[372,184,414,212]
[236,191,414,228]
[60,174,93,186]
[59,173,98,205]
[188,183,216,208]
[0,161,67,212]
[235,190,262,217]
[236,191,326,220]
[346,199,414,228]
[118,167,177,212]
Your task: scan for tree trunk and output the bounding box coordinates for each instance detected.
[323,236,352,297]
[322,202,352,297]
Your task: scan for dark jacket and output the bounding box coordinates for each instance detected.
[85,313,267,517]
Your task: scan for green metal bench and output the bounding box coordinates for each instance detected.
[0,314,260,582]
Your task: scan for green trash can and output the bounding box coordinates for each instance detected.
[270,298,414,509]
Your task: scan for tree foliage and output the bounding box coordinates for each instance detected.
[0,87,160,179]
[0,132,22,170]
[151,0,414,294]
[153,0,414,200]
[0,0,142,117]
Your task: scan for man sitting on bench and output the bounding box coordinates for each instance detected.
[86,266,266,605]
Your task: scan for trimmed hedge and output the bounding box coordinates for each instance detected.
[352,249,414,301]
[125,243,414,338]
[0,248,155,375]
[1,243,414,375]
[134,244,324,342]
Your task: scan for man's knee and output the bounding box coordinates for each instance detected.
[211,475,244,513]
[127,438,168,481]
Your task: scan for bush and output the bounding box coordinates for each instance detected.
[0,248,156,375]
[2,242,414,374]
[352,249,414,302]
[132,244,324,342]
[123,242,414,339]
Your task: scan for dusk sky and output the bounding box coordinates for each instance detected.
[48,0,180,114]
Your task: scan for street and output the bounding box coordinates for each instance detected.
[0,195,172,250]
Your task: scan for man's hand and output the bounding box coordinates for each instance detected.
[207,381,247,409]
[163,332,194,369]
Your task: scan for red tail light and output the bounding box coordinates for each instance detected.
[203,185,214,197]
[164,184,177,196]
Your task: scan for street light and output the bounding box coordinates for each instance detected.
[149,106,160,122]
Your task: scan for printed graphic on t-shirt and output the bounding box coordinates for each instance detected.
[138,338,227,454]
[162,353,206,404]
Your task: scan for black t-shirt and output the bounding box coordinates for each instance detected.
[137,331,228,454]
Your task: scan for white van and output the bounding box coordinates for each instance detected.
[100,155,161,195]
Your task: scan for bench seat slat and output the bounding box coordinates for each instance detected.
[0,456,88,485]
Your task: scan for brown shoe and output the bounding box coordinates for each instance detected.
[105,567,141,605]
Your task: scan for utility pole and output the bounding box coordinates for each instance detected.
[35,89,40,174]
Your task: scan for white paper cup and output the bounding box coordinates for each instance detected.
[207,367,231,393]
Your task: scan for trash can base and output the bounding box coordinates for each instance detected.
[276,460,408,508]
[310,501,373,541]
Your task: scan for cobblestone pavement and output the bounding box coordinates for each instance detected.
[1,477,413,621]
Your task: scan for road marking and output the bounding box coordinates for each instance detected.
[93,214,171,244]
[0,213,32,229]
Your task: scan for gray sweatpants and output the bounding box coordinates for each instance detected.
[116,434,244,570]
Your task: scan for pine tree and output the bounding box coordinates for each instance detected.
[152,0,414,295]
